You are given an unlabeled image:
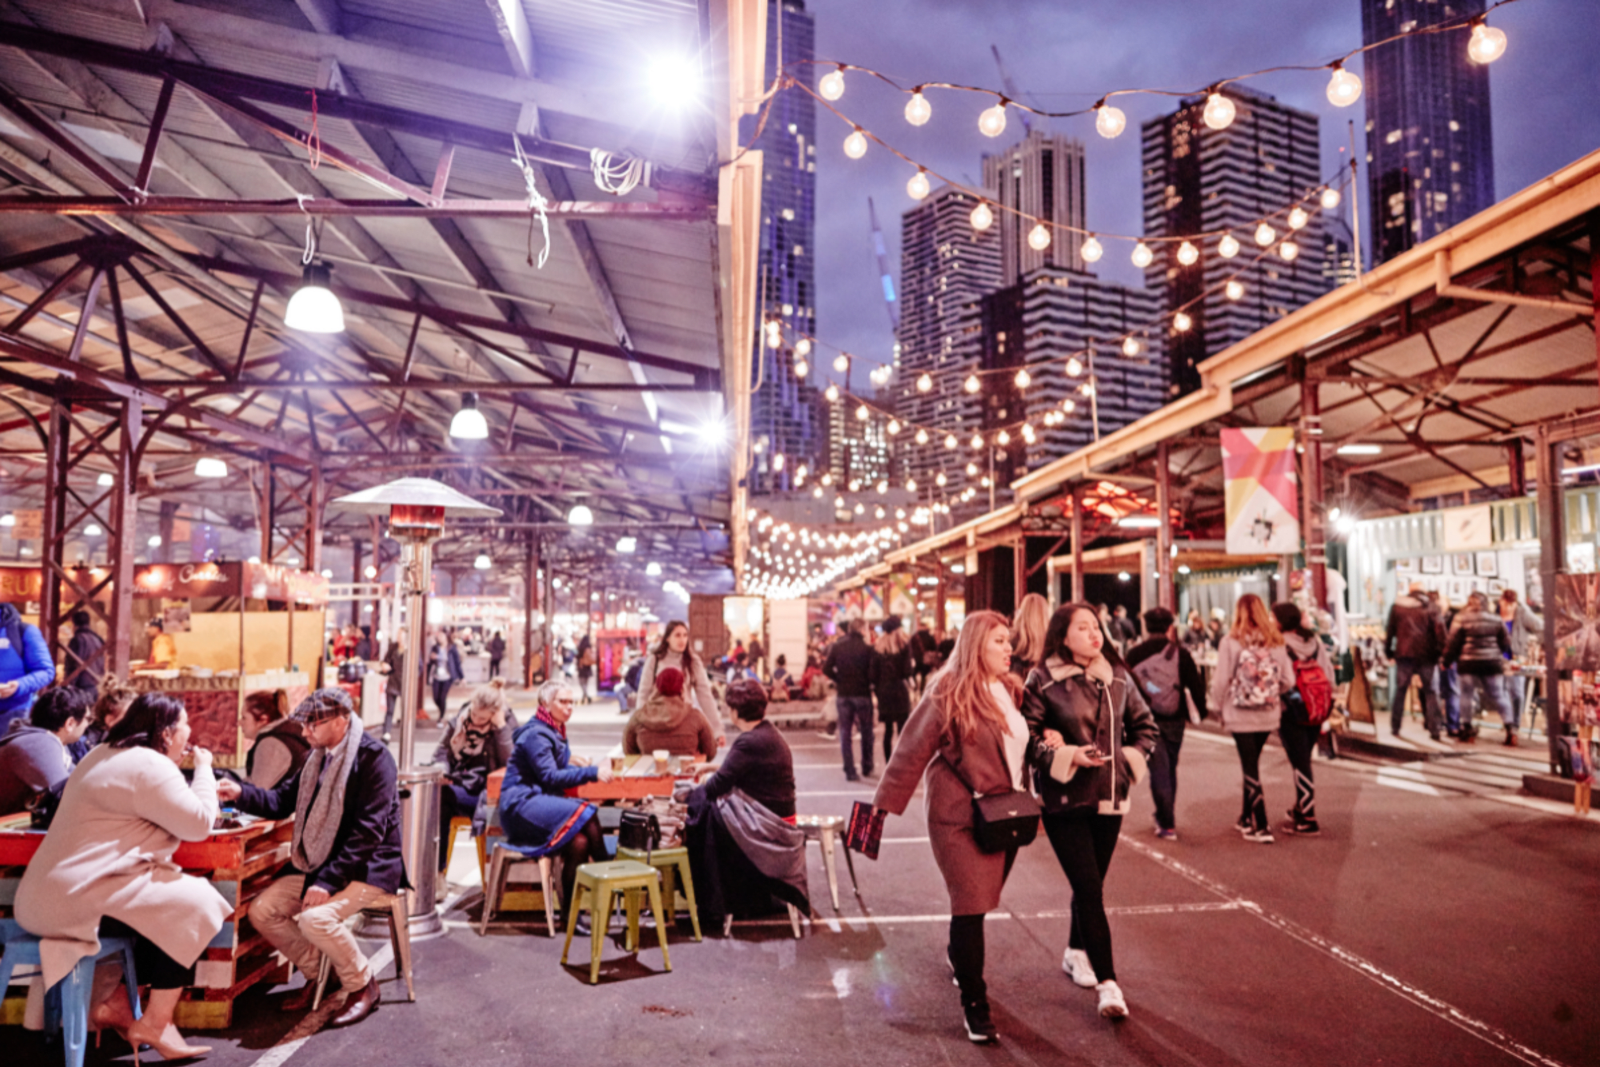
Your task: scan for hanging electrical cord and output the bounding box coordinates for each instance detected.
[511,134,551,269]
[297,193,316,265]
[590,148,647,197]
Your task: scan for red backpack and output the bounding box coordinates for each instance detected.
[1288,646,1334,726]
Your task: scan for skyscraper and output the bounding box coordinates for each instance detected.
[893,183,1003,491]
[1141,86,1328,396]
[981,131,1088,283]
[747,0,822,493]
[1361,0,1494,264]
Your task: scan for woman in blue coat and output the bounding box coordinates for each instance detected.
[0,603,56,736]
[498,679,613,929]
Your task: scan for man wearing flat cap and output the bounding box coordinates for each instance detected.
[218,687,404,1026]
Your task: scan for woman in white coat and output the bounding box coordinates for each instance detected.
[15,693,232,1061]
[637,620,725,743]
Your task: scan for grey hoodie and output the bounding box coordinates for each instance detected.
[0,720,72,815]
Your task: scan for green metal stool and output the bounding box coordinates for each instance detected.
[560,860,672,984]
[615,845,703,942]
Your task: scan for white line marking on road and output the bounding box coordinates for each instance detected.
[732,901,1242,927]
[1122,836,1575,1067]
[246,942,395,1067]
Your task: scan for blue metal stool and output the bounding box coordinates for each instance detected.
[1,921,141,1067]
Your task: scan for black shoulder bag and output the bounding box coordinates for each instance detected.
[948,732,1041,853]
[618,807,662,861]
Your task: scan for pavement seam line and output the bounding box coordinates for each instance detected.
[1122,836,1575,1067]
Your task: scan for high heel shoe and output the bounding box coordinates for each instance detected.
[90,999,136,1048]
[125,1019,213,1064]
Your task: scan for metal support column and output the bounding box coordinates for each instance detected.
[1300,375,1328,607]
[1535,424,1565,774]
[934,556,947,635]
[38,397,70,667]
[105,399,139,678]
[1070,485,1085,604]
[1507,439,1527,498]
[1012,538,1027,612]
[1156,441,1175,612]
[523,534,539,687]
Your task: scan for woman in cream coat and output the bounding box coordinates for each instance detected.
[16,693,232,1061]
[637,620,724,741]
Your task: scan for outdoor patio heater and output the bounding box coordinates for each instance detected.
[331,477,501,939]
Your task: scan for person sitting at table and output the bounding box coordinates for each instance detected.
[624,667,717,760]
[68,678,137,762]
[680,679,807,932]
[241,688,310,789]
[217,688,404,1028]
[14,692,231,1061]
[0,686,91,815]
[432,678,518,877]
[499,679,613,933]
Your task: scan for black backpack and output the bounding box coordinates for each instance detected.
[624,658,645,691]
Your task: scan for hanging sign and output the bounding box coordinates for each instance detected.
[12,510,41,541]
[1222,427,1301,555]
[1440,504,1493,551]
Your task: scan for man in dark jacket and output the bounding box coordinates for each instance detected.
[1125,608,1207,840]
[1444,592,1517,745]
[64,611,105,692]
[218,688,404,1026]
[908,625,939,697]
[823,619,876,781]
[0,688,89,815]
[1386,581,1446,740]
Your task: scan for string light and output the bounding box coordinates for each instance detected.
[794,358,809,378]
[1094,101,1126,139]
[1288,207,1309,230]
[964,374,980,393]
[887,418,901,435]
[1131,242,1153,268]
[907,168,931,200]
[1065,356,1083,377]
[1280,240,1300,261]
[935,472,947,487]
[1326,64,1362,107]
[1202,92,1236,130]
[764,320,782,348]
[970,201,994,231]
[1226,279,1245,300]
[1218,233,1240,258]
[795,337,811,357]
[915,428,929,445]
[1176,240,1199,266]
[833,353,849,373]
[904,89,932,125]
[996,429,1011,446]
[825,383,840,402]
[944,433,958,450]
[916,372,933,392]
[1061,398,1076,414]
[819,65,846,100]
[1027,223,1051,251]
[855,403,869,421]
[1122,336,1142,357]
[843,127,868,159]
[876,479,889,494]
[970,433,983,450]
[1014,368,1031,389]
[1321,188,1341,210]
[978,98,1008,137]
[966,462,979,476]
[1467,19,1507,64]
[849,478,861,491]
[1254,221,1276,246]
[906,478,918,492]
[1173,311,1193,332]
[1081,236,1103,263]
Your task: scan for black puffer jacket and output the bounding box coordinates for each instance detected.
[1387,594,1445,661]
[1444,608,1511,676]
[1021,655,1158,816]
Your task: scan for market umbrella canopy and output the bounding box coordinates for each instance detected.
[330,477,503,519]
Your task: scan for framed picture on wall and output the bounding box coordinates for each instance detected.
[1475,552,1498,578]
[1394,558,1416,574]
[1446,578,1471,604]
[1488,579,1507,597]
[1421,556,1444,574]
[1452,553,1475,575]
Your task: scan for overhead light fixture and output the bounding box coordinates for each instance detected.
[474,553,491,570]
[1336,443,1382,456]
[285,261,345,333]
[0,514,13,527]
[449,393,489,440]
[194,457,229,478]
[97,472,114,487]
[148,535,162,548]
[1117,516,1161,528]
[645,561,662,577]
[364,564,378,578]
[84,524,103,537]
[567,504,594,526]
[616,536,637,553]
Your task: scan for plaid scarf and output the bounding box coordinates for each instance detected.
[535,708,567,739]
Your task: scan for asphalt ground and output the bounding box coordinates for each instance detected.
[9,699,1598,1067]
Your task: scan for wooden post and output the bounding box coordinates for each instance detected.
[1070,485,1085,603]
[1156,441,1175,612]
[1012,538,1027,613]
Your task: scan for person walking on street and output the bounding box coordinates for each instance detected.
[1023,603,1158,1020]
[379,638,404,743]
[637,620,725,742]
[488,630,507,680]
[872,611,1030,1043]
[1445,591,1517,745]
[1498,590,1542,719]
[1009,593,1050,680]
[1108,606,1139,651]
[1125,608,1206,841]
[824,618,877,781]
[1271,603,1334,836]
[1209,594,1295,843]
[428,630,464,722]
[871,617,913,762]
[909,623,939,698]
[65,610,105,693]
[1385,580,1446,740]
[1179,610,1210,654]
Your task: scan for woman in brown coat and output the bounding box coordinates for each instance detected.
[623,667,717,759]
[872,610,1030,1045]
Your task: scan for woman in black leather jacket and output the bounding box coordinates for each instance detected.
[1022,602,1158,1021]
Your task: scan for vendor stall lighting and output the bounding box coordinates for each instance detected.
[1321,188,1341,210]
[1027,223,1051,251]
[978,98,1008,137]
[1131,242,1153,269]
[1467,19,1507,64]
[906,168,931,200]
[1336,443,1383,455]
[645,561,662,577]
[1288,207,1310,230]
[97,472,114,487]
[448,392,489,440]
[567,504,595,526]
[843,127,869,159]
[1218,233,1240,259]
[285,261,345,333]
[1081,236,1104,264]
[1176,241,1199,267]
[1325,64,1363,107]
[1178,565,1191,575]
[1014,368,1031,389]
[819,65,846,100]
[970,201,994,232]
[1225,279,1245,301]
[1094,102,1126,139]
[1202,92,1236,131]
[904,89,932,126]
[194,456,229,478]
[475,554,493,571]
[1279,240,1300,261]
[964,374,981,394]
[794,358,809,378]
[616,537,637,554]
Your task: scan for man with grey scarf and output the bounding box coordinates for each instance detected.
[218,688,404,1027]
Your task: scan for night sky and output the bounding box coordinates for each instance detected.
[801,0,1599,381]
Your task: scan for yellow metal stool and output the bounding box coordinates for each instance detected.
[560,860,672,984]
[615,845,702,942]
[442,816,488,884]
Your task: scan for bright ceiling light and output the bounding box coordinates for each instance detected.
[364,564,377,578]
[1117,516,1161,528]
[474,553,491,570]
[616,536,637,553]
[567,504,595,526]
[194,456,228,478]
[1336,443,1383,456]
[284,262,344,333]
[148,535,162,548]
[84,524,103,537]
[449,392,489,440]
[645,561,662,577]
[647,53,701,108]
[97,472,114,487]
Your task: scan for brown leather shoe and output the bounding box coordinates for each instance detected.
[283,980,328,1012]
[328,976,380,1027]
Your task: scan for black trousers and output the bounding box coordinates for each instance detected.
[1278,719,1318,824]
[99,917,194,992]
[1148,718,1186,831]
[1233,731,1271,831]
[1042,809,1123,983]
[431,678,452,720]
[437,782,481,873]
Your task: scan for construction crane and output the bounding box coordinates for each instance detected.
[990,45,1033,135]
[868,196,900,333]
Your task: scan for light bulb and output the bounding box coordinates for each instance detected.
[1280,240,1299,261]
[904,90,931,126]
[835,496,845,508]
[285,261,344,333]
[1255,221,1276,246]
[1131,242,1153,269]
[876,480,888,494]
[966,462,978,476]
[1226,279,1245,301]
[567,504,594,526]
[1081,236,1103,263]
[1027,223,1051,251]
[821,472,832,485]
[1094,103,1126,139]
[194,456,228,478]
[450,392,489,439]
[945,434,958,450]
[795,337,811,357]
[97,472,114,487]
[474,553,492,570]
[1014,368,1031,389]
[906,479,917,492]
[1288,207,1309,230]
[794,358,809,378]
[970,433,983,450]
[1202,92,1236,131]
[1065,357,1083,377]
[1061,398,1076,414]
[1122,336,1142,357]
[1468,21,1507,64]
[907,169,931,200]
[1325,66,1363,107]
[833,353,849,373]
[813,485,824,499]
[887,418,901,435]
[1176,240,1198,266]
[819,66,845,100]
[843,128,868,159]
[915,428,929,445]
[1173,311,1192,332]
[1218,233,1240,258]
[964,374,980,394]
[1321,188,1342,211]
[970,201,994,232]
[916,372,933,392]
[825,384,840,402]
[996,430,1010,446]
[772,453,785,471]
[149,535,163,548]
[855,403,869,421]
[978,99,1007,138]
[765,322,782,348]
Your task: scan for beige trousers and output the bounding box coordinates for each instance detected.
[250,874,385,992]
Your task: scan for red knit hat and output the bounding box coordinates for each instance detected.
[655,667,685,697]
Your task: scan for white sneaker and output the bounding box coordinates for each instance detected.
[1096,980,1128,1019]
[1061,948,1097,989]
